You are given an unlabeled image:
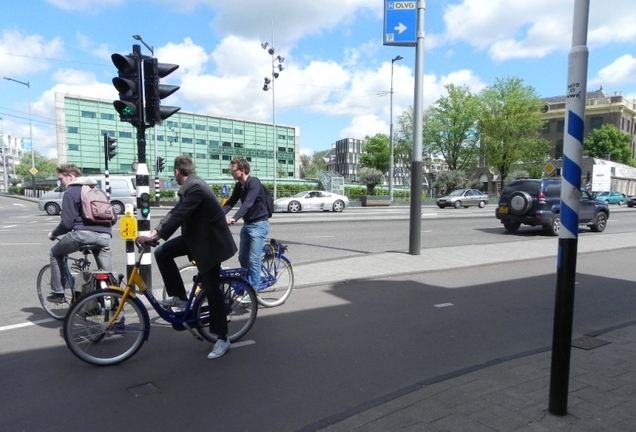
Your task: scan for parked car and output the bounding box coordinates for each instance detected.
[38,175,137,215]
[436,189,489,209]
[273,190,348,213]
[495,178,609,236]
[627,195,636,208]
[595,191,626,205]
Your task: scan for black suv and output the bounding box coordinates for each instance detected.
[495,178,610,235]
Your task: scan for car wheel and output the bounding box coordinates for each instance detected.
[287,201,301,213]
[45,202,61,215]
[544,215,560,236]
[111,201,125,215]
[509,191,532,215]
[503,222,520,232]
[332,200,345,212]
[453,200,462,209]
[628,202,634,208]
[478,201,486,208]
[590,212,608,232]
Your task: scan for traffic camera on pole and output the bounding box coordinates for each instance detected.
[112,52,143,125]
[143,57,180,127]
[105,134,118,161]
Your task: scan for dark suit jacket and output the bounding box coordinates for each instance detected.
[155,175,237,272]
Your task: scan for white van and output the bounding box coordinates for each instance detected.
[38,175,137,215]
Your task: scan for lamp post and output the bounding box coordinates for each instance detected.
[389,55,403,202]
[0,117,8,193]
[133,34,161,206]
[261,36,284,200]
[3,77,35,195]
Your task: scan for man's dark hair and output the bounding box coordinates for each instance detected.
[231,158,250,174]
[56,164,83,177]
[174,156,195,176]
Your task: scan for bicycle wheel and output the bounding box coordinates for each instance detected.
[63,289,148,366]
[162,264,198,301]
[195,276,257,343]
[36,264,75,320]
[257,255,294,308]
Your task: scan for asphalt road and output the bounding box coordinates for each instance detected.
[1,196,636,431]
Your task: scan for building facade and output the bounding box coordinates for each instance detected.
[0,133,27,193]
[325,137,367,182]
[541,89,636,161]
[54,93,300,180]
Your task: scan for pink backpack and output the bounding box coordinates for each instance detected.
[81,185,115,225]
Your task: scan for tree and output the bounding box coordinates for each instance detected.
[478,77,551,190]
[423,84,481,171]
[358,167,385,195]
[299,149,329,178]
[583,124,634,166]
[394,106,415,168]
[433,170,467,194]
[15,151,58,185]
[360,133,389,173]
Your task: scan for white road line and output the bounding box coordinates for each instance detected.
[0,318,55,332]
[434,303,454,308]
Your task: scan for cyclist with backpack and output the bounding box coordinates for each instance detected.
[46,164,117,303]
[223,158,271,293]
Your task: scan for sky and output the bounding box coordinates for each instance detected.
[1,0,636,160]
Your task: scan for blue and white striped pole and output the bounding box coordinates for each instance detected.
[549,0,589,416]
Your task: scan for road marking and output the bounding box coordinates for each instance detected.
[0,318,55,332]
[434,303,454,308]
[0,225,17,228]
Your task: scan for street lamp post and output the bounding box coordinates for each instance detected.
[0,117,8,193]
[261,36,284,200]
[389,55,403,202]
[3,77,35,196]
[133,34,160,206]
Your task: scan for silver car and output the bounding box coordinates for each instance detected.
[274,190,349,213]
[436,188,489,209]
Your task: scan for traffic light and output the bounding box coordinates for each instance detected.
[139,192,151,217]
[143,57,180,127]
[156,156,165,173]
[104,133,117,161]
[112,52,143,124]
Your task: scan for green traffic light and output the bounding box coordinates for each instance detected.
[141,207,150,217]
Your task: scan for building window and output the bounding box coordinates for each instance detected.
[222,155,231,160]
[234,129,243,135]
[119,131,133,138]
[557,120,565,133]
[590,116,603,130]
[234,142,243,148]
[209,140,219,146]
[555,140,564,159]
[221,127,232,134]
[157,135,164,141]
[100,113,115,121]
[222,141,232,147]
[196,139,207,145]
[68,144,79,151]
[541,122,550,134]
[196,153,206,159]
[67,127,79,133]
[278,134,287,140]
[81,111,96,119]
[209,126,219,132]
[166,121,177,128]
[210,154,220,160]
[182,137,193,144]
[195,124,206,131]
[181,123,192,129]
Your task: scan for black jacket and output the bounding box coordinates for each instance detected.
[223,176,269,223]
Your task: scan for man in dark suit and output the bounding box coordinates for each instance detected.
[137,156,237,359]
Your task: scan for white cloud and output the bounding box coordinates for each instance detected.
[0,29,64,76]
[45,0,125,12]
[590,55,636,88]
[340,114,386,139]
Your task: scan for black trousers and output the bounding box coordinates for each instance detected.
[155,236,227,338]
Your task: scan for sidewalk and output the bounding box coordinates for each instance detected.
[301,233,636,432]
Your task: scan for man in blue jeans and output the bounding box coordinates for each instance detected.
[223,158,270,292]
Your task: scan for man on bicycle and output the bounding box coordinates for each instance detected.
[137,156,237,359]
[47,164,116,303]
[223,158,270,293]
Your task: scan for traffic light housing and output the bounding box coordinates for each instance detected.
[112,52,143,124]
[104,134,117,161]
[156,156,165,173]
[143,57,181,127]
[139,192,151,217]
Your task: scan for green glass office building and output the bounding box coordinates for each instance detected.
[55,93,300,180]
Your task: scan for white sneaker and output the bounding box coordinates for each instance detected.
[160,297,187,308]
[207,339,230,359]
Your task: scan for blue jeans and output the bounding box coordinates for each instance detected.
[49,230,112,293]
[239,220,269,290]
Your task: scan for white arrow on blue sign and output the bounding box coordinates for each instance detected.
[384,1,417,46]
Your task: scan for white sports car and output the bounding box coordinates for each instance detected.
[274,190,349,213]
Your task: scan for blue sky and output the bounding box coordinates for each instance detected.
[1,0,635,160]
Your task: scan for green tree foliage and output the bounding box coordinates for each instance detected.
[299,150,329,178]
[358,167,385,195]
[423,84,481,171]
[433,170,467,194]
[360,133,390,173]
[478,77,551,189]
[395,106,414,167]
[15,151,58,186]
[583,124,634,166]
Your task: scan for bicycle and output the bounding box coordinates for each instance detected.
[164,239,294,308]
[63,240,258,366]
[37,242,101,320]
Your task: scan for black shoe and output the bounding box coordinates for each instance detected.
[46,293,66,304]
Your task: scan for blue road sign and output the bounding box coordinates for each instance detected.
[384,1,417,46]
